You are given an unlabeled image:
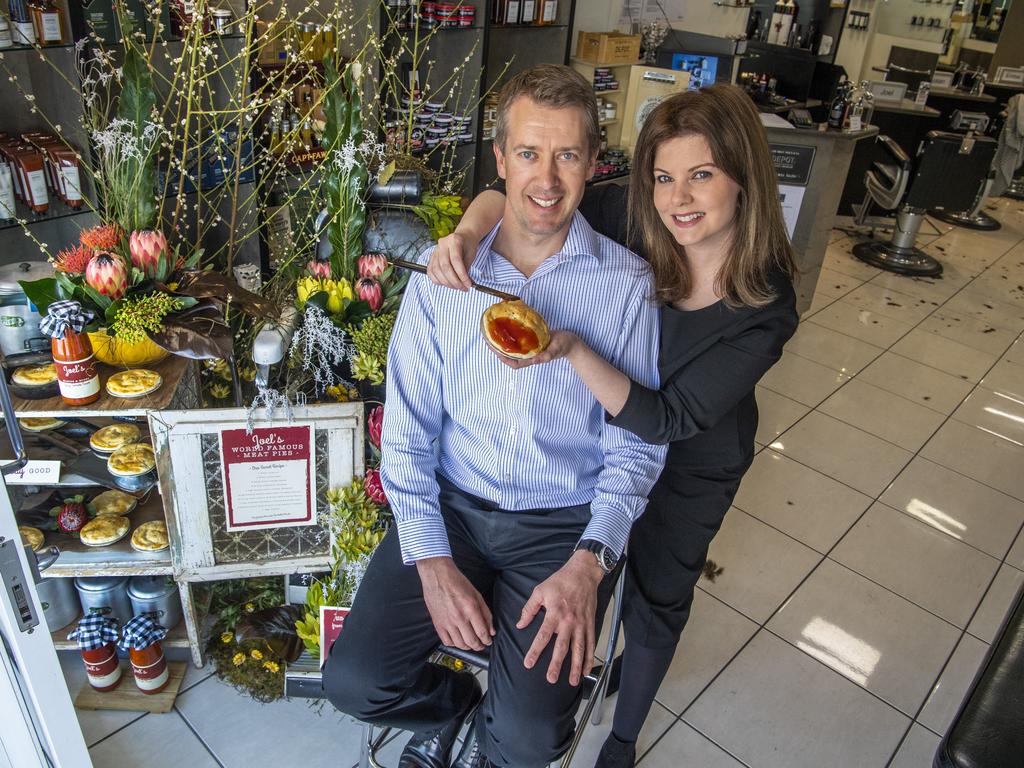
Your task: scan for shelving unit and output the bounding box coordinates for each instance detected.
[6,354,203,657]
[570,58,633,151]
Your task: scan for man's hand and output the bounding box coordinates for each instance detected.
[427,232,475,291]
[416,556,495,651]
[491,330,580,370]
[517,550,606,686]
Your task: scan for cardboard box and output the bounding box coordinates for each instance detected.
[575,32,641,65]
[619,65,690,154]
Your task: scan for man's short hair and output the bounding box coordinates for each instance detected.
[494,64,600,157]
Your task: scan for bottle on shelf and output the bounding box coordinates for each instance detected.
[42,300,101,406]
[31,0,63,45]
[768,0,785,44]
[8,0,37,45]
[777,0,796,48]
[538,0,558,24]
[827,79,851,130]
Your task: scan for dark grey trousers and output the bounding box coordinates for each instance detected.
[323,475,616,768]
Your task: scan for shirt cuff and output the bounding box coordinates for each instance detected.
[395,515,453,565]
[580,505,634,560]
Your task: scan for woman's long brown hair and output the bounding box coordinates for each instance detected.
[627,84,797,308]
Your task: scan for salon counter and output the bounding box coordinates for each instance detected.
[764,124,879,313]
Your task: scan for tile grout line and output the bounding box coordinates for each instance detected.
[173,702,227,768]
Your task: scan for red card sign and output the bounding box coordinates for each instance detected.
[220,424,316,532]
[320,606,351,668]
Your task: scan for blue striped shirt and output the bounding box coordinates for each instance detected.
[380,211,668,564]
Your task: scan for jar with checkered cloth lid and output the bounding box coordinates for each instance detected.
[118,615,170,694]
[67,614,122,691]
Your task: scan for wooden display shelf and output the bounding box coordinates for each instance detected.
[9,355,192,418]
[36,493,171,578]
[52,614,189,651]
[570,57,636,69]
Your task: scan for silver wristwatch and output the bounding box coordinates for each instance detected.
[574,539,618,574]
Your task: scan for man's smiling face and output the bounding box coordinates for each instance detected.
[494,96,596,243]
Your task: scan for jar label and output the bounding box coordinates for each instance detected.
[61,165,82,201]
[131,651,168,691]
[13,21,36,45]
[41,12,61,41]
[83,646,122,689]
[26,169,48,209]
[55,355,100,398]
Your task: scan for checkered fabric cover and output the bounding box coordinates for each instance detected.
[118,614,168,651]
[67,613,119,651]
[39,299,95,340]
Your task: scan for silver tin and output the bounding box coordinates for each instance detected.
[37,577,81,631]
[74,575,132,627]
[0,261,52,356]
[127,576,182,630]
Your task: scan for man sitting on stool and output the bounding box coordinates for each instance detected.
[323,64,667,768]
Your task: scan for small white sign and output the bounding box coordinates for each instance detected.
[994,67,1024,86]
[868,81,908,104]
[6,460,61,485]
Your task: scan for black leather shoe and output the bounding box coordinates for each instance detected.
[594,733,636,768]
[451,720,493,768]
[397,674,483,768]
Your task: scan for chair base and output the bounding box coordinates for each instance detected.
[929,208,1001,231]
[1002,179,1024,201]
[853,241,943,277]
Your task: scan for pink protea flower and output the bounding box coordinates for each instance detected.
[367,405,383,448]
[357,277,383,312]
[307,258,331,279]
[128,229,168,279]
[358,253,387,278]
[85,251,128,300]
[364,468,388,506]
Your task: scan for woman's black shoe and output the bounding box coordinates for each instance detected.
[594,733,636,768]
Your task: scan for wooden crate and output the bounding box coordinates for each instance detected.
[575,32,641,65]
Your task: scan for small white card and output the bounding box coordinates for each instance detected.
[6,460,61,485]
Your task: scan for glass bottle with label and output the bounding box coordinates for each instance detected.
[45,303,101,406]
[32,0,63,45]
[538,0,558,24]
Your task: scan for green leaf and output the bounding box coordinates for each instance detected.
[378,160,396,186]
[18,278,61,317]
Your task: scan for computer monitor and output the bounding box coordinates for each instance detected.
[669,53,720,90]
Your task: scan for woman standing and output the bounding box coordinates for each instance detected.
[429,84,798,767]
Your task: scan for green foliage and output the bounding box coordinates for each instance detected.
[413,194,464,240]
[321,58,368,284]
[347,311,396,382]
[114,37,158,232]
[109,293,189,344]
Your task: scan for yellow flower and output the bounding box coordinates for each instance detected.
[209,383,231,400]
[263,661,280,673]
[220,632,232,644]
[232,653,245,666]
[296,276,326,308]
[244,602,255,613]
[326,384,349,402]
[250,649,263,660]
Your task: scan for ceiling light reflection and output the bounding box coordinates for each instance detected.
[905,498,966,540]
[798,617,880,687]
[976,424,1024,447]
[770,441,785,451]
[983,406,1024,426]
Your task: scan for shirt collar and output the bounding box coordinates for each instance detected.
[472,211,602,284]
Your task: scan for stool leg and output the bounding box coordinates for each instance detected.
[592,574,625,727]
[360,724,371,768]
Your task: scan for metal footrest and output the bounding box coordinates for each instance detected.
[853,241,943,277]
[929,207,1001,231]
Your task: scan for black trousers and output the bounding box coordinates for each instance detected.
[622,461,748,649]
[323,475,616,768]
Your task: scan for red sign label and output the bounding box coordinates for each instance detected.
[220,425,316,532]
[320,606,351,668]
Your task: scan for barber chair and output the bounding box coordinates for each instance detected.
[360,570,626,768]
[853,131,998,276]
[1004,172,1024,200]
[928,111,1001,231]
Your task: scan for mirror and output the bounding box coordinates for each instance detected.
[969,0,1011,42]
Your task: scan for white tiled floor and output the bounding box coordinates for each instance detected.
[67,199,1024,767]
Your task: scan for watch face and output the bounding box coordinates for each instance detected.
[599,547,618,572]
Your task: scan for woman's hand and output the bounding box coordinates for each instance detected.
[491,330,580,369]
[427,232,475,291]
